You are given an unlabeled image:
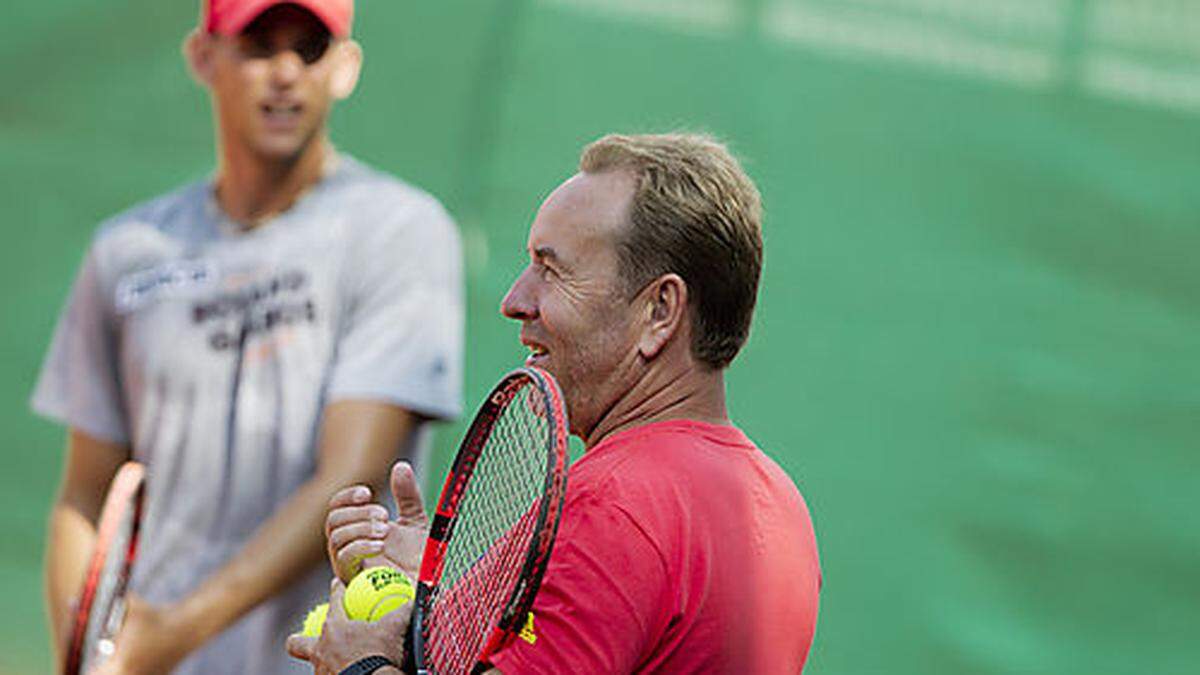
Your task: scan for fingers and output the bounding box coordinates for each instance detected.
[329,485,373,509]
[327,505,390,540]
[335,539,387,577]
[390,461,427,523]
[324,487,377,536]
[326,497,390,582]
[288,581,347,671]
[285,634,316,661]
[328,519,389,552]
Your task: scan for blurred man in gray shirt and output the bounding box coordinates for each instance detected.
[33,1,462,672]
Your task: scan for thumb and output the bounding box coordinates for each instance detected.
[285,634,316,662]
[328,577,349,620]
[391,461,427,524]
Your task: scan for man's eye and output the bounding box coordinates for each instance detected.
[297,36,331,64]
[237,35,330,64]
[243,38,273,59]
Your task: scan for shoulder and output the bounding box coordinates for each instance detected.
[93,181,208,244]
[325,157,461,283]
[555,443,674,602]
[568,420,794,524]
[558,462,671,577]
[318,157,461,280]
[326,156,457,238]
[86,181,209,282]
[565,424,700,510]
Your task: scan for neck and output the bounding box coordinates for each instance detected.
[214,134,333,227]
[583,360,729,450]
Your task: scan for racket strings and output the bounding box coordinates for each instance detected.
[427,382,551,674]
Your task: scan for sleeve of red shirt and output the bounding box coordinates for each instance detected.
[488,491,672,674]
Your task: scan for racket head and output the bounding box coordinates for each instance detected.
[63,461,146,675]
[413,366,569,674]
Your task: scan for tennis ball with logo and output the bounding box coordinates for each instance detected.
[300,566,415,637]
[344,566,415,621]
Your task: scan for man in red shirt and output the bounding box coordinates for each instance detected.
[290,133,821,673]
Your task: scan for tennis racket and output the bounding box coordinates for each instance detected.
[63,461,146,675]
[411,366,569,675]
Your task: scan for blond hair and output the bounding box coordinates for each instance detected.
[580,133,763,369]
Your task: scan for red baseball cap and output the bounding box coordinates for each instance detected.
[205,0,354,38]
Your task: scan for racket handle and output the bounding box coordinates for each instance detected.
[401,621,418,675]
[405,591,424,675]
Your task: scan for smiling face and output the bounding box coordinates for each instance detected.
[193,4,358,162]
[501,171,645,437]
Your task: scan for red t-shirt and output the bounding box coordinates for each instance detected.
[489,419,821,674]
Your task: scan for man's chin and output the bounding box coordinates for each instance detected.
[245,127,323,163]
[250,139,308,163]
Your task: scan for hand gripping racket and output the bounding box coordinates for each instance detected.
[412,367,569,675]
[63,461,146,675]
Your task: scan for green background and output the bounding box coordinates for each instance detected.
[3,1,1197,672]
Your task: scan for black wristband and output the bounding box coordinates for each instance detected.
[338,655,397,675]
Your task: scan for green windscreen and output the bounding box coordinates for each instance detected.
[2,1,1196,672]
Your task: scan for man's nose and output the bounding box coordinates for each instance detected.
[268,49,304,87]
[501,268,537,321]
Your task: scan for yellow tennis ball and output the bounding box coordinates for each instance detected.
[302,602,328,637]
[343,566,415,622]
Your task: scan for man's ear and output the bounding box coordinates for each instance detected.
[183,29,216,88]
[637,274,688,361]
[329,39,363,100]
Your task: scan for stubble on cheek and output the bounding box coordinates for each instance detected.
[556,312,634,434]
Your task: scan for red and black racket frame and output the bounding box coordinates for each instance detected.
[412,367,569,675]
[63,461,146,675]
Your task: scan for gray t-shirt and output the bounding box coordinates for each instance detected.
[32,155,462,674]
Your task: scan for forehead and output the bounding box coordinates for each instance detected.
[528,170,635,260]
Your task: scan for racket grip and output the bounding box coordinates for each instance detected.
[405,586,428,675]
